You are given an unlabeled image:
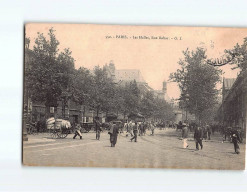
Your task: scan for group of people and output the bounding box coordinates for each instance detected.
[73,118,156,147]
[72,117,244,154]
[125,121,156,142]
[177,121,212,140]
[180,121,243,154]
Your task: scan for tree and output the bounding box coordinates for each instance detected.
[72,67,93,106]
[140,91,156,118]
[170,47,221,123]
[26,28,75,118]
[153,98,175,121]
[89,66,116,117]
[225,37,247,71]
[111,85,126,117]
[124,80,141,115]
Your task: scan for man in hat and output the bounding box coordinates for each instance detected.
[194,125,203,150]
[206,125,212,140]
[131,122,138,142]
[109,122,120,147]
[230,127,241,154]
[94,117,102,140]
[73,123,82,140]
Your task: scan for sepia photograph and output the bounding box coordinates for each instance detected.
[22,24,246,169]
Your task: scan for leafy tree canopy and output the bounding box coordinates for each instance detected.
[170,48,221,122]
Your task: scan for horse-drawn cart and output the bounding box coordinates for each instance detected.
[46,117,72,139]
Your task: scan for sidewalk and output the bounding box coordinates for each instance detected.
[23,133,56,145]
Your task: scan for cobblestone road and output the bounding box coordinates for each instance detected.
[23,128,246,169]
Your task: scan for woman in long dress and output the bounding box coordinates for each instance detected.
[182,123,189,148]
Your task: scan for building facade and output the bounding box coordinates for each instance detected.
[217,70,247,134]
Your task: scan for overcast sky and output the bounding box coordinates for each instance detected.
[26,24,246,99]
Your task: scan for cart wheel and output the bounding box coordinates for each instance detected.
[57,128,69,139]
[50,129,58,139]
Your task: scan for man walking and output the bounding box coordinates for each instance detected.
[150,122,155,136]
[73,123,82,140]
[194,125,203,150]
[231,128,241,154]
[138,122,143,136]
[94,117,102,140]
[109,122,119,147]
[206,125,212,140]
[131,122,138,142]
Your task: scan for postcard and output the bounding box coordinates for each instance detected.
[23,24,246,169]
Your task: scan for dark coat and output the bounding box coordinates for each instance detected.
[133,124,138,131]
[95,120,102,131]
[231,130,241,143]
[110,124,119,145]
[194,127,203,141]
[182,126,189,138]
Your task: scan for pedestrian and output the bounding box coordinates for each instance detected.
[177,121,182,131]
[230,128,241,154]
[94,117,102,140]
[150,122,155,136]
[109,122,119,147]
[119,121,123,133]
[138,122,141,136]
[203,126,208,140]
[237,127,243,143]
[73,123,82,140]
[182,123,189,148]
[139,122,145,136]
[144,122,148,135]
[206,125,212,140]
[131,122,138,142]
[194,126,203,150]
[124,121,128,132]
[128,120,134,137]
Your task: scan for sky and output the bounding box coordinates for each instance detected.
[25,24,247,99]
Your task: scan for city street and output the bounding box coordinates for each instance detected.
[23,128,245,170]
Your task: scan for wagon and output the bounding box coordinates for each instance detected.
[80,122,95,133]
[46,118,71,139]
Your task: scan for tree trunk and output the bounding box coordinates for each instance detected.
[96,107,99,117]
[45,100,58,119]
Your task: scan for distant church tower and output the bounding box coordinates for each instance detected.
[162,80,167,94]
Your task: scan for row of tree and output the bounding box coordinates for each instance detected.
[170,37,247,124]
[25,28,175,122]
